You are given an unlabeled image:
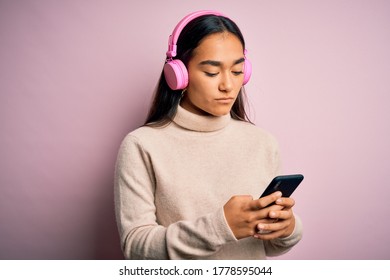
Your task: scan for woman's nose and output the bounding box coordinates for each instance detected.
[218,73,233,93]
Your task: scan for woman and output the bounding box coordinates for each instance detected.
[114,10,302,259]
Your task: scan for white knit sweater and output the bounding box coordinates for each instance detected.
[114,105,302,259]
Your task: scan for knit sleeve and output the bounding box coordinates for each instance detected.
[114,134,236,259]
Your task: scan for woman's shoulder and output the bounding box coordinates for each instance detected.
[230,119,279,145]
[129,124,164,138]
[119,124,170,149]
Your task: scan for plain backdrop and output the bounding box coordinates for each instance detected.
[0,0,389,259]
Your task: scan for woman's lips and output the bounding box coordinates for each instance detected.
[215,97,234,104]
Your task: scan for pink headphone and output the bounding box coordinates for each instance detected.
[163,10,252,90]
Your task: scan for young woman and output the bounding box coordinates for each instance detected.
[114,10,302,259]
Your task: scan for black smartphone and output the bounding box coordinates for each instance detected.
[260,174,304,198]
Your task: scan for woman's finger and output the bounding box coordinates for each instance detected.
[249,191,282,210]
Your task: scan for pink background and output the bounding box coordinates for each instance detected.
[1,0,389,259]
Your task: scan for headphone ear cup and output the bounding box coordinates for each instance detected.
[243,58,252,85]
[163,59,188,90]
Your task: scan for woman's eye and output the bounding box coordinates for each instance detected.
[204,72,218,77]
[232,71,244,76]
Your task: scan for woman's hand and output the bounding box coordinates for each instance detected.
[253,196,296,240]
[223,191,284,239]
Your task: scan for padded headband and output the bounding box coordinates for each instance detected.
[166,10,226,58]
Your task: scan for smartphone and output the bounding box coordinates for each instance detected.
[260,174,304,198]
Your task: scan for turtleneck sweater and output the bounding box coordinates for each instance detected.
[114,105,302,259]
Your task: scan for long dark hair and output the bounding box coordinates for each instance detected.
[144,14,252,126]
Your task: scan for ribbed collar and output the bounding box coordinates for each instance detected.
[173,105,231,132]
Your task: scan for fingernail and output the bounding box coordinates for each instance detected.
[276,198,282,204]
[257,224,265,230]
[269,211,276,218]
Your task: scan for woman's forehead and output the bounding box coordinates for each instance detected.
[191,32,244,64]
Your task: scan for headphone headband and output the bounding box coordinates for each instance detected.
[166,10,226,58]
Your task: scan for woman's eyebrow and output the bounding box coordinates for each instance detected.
[199,60,221,67]
[233,57,245,65]
[199,57,245,67]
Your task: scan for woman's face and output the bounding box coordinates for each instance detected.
[180,32,245,117]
